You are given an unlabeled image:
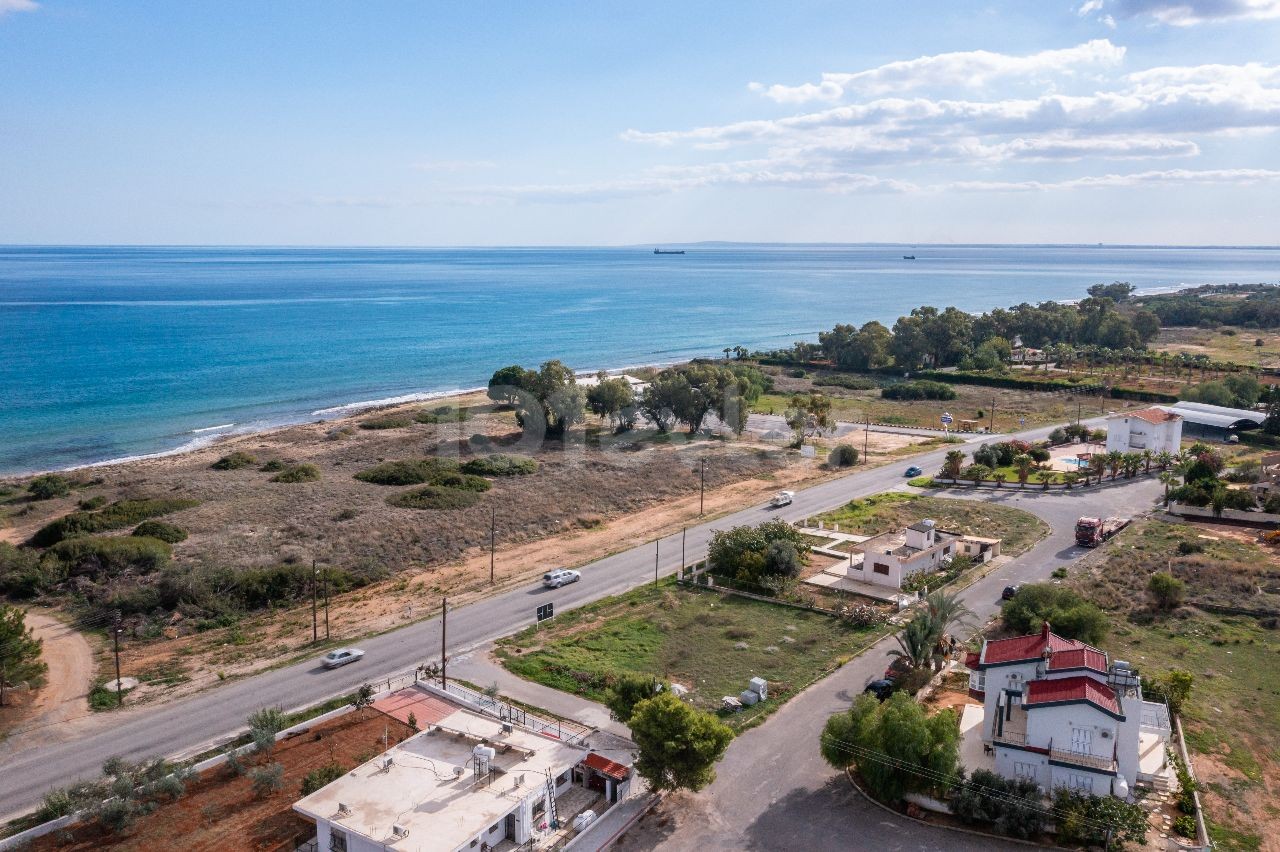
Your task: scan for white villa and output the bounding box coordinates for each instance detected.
[1104,407,1182,455]
[852,520,1001,590]
[293,688,632,852]
[964,622,1172,798]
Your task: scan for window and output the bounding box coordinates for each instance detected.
[1070,727,1093,754]
[873,562,889,575]
[488,823,500,835]
[329,829,348,852]
[532,798,546,819]
[1013,762,1036,780]
[1069,773,1092,791]
[969,671,986,692]
[557,771,570,785]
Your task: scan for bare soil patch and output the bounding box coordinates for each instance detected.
[26,709,415,852]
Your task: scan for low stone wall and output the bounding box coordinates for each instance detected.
[1168,502,1280,526]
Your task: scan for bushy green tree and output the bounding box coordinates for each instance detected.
[951,769,1045,838]
[1147,572,1186,611]
[629,692,732,793]
[706,520,809,584]
[1142,669,1193,715]
[819,692,959,802]
[0,604,48,697]
[829,444,859,468]
[603,672,665,723]
[586,375,637,432]
[1001,584,1108,645]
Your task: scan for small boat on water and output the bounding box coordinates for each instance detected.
[902,254,916,260]
[654,248,686,255]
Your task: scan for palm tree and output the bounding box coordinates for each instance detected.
[887,615,934,672]
[1087,455,1107,485]
[1121,452,1143,479]
[1105,451,1123,481]
[992,472,1006,488]
[1013,453,1033,487]
[1142,449,1154,473]
[942,449,965,480]
[1155,450,1175,472]
[1063,471,1080,490]
[1159,470,1179,506]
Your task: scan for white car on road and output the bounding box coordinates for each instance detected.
[321,648,365,669]
[542,569,581,589]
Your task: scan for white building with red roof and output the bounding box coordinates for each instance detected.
[1104,407,1182,455]
[964,622,1172,798]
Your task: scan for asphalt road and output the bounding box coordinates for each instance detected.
[636,476,1163,851]
[0,418,1119,820]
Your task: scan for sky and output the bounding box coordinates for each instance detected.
[2,0,1280,246]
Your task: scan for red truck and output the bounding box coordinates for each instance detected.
[1075,516,1129,547]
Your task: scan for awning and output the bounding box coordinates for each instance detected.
[582,752,629,781]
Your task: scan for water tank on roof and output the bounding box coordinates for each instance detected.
[474,745,496,761]
[922,519,936,528]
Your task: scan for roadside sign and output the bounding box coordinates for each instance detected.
[940,413,953,425]
[536,603,554,622]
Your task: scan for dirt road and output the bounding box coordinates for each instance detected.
[0,609,94,742]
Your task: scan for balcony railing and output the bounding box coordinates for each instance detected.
[1141,700,1172,735]
[1049,745,1117,772]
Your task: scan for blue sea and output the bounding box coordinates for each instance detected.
[1,244,1277,475]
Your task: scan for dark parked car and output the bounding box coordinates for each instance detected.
[904,466,923,478]
[1001,584,1021,601]
[864,679,895,701]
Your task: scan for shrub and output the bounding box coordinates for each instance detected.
[358,414,413,430]
[460,454,539,476]
[211,451,257,470]
[1142,669,1194,716]
[250,763,285,797]
[234,563,369,610]
[413,410,440,424]
[354,458,460,486]
[1052,789,1147,849]
[1001,584,1108,645]
[0,542,46,597]
[432,471,492,492]
[1047,427,1068,445]
[27,473,72,500]
[30,498,199,547]
[1174,814,1196,838]
[301,763,346,796]
[951,769,1044,838]
[881,380,957,401]
[1028,446,1050,463]
[77,495,107,511]
[259,459,288,472]
[813,374,879,391]
[828,444,859,468]
[270,463,321,483]
[44,536,172,580]
[132,520,188,543]
[1147,572,1186,610]
[707,519,809,584]
[388,485,483,511]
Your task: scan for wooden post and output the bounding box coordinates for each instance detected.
[681,527,686,576]
[699,458,706,516]
[323,570,330,640]
[1,659,7,708]
[654,539,659,587]
[113,614,123,706]
[490,507,496,585]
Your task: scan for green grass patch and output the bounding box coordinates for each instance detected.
[907,476,935,488]
[358,414,414,430]
[131,520,187,543]
[211,451,257,470]
[496,582,872,722]
[88,682,130,711]
[354,458,461,486]
[811,492,1048,556]
[460,454,539,476]
[388,485,483,510]
[30,497,199,546]
[270,463,321,483]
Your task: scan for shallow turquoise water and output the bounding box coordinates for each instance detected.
[0,244,1275,474]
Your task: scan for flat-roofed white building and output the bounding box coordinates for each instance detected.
[293,688,631,852]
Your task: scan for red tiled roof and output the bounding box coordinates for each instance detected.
[1047,647,1109,673]
[1123,407,1181,425]
[978,622,1103,668]
[583,752,629,781]
[1025,676,1120,716]
[964,651,981,670]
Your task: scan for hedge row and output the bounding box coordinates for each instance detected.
[31,498,200,547]
[912,370,1178,402]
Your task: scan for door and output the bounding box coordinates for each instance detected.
[1070,727,1092,754]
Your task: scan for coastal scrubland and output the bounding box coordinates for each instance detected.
[0,389,940,714]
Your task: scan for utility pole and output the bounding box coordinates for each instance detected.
[1,659,7,708]
[988,396,996,434]
[699,458,706,516]
[1077,400,1082,427]
[490,507,496,585]
[654,539,659,587]
[113,613,123,706]
[441,596,448,690]
[311,559,319,643]
[681,527,686,576]
[323,569,330,640]
[863,413,870,463]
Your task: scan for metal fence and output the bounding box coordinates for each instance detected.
[428,677,592,745]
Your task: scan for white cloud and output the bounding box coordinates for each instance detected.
[944,167,1280,191]
[0,0,38,17]
[748,40,1125,103]
[1084,0,1280,25]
